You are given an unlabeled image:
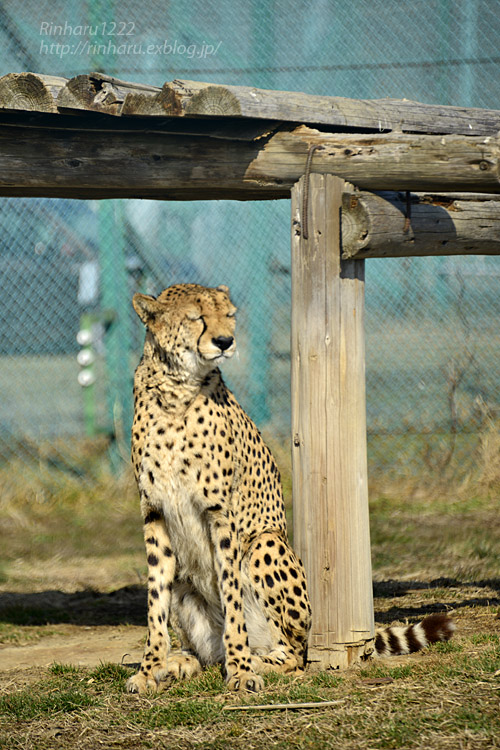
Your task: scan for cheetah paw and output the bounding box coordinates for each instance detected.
[126,671,159,694]
[226,672,264,693]
[155,654,202,686]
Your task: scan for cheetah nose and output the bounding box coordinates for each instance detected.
[212,336,234,352]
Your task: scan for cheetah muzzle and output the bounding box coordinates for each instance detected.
[126,283,454,695]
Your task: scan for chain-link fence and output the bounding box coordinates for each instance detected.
[0,0,499,488]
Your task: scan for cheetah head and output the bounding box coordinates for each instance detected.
[133,284,237,378]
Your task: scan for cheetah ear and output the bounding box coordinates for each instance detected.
[217,284,229,294]
[132,293,164,326]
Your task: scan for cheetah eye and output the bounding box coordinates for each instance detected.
[186,311,203,322]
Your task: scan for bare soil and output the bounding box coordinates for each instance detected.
[0,624,144,672]
[0,556,499,750]
[0,557,147,674]
[1,558,498,675]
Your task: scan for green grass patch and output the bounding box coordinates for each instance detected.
[166,665,226,697]
[136,699,222,729]
[470,632,500,645]
[359,662,414,680]
[0,688,98,720]
[430,639,464,654]
[49,662,81,676]
[310,671,343,688]
[89,661,134,684]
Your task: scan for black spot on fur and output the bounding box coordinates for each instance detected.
[144,510,162,525]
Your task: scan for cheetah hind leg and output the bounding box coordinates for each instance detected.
[245,533,312,678]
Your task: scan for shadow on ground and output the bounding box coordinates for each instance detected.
[0,585,146,626]
[373,577,500,623]
[0,579,498,627]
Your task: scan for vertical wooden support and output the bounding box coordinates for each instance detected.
[291,173,374,670]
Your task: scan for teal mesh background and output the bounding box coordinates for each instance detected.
[0,0,499,482]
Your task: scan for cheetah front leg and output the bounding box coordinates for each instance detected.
[209,514,264,693]
[126,509,176,694]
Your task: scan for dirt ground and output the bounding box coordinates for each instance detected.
[1,550,499,750]
[0,624,144,672]
[0,556,148,675]
[1,555,498,676]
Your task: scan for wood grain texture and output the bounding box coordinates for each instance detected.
[248,127,500,194]
[1,73,500,137]
[0,120,498,200]
[0,73,67,113]
[291,174,374,670]
[165,79,500,135]
[341,189,500,257]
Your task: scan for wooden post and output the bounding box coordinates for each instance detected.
[291,173,374,670]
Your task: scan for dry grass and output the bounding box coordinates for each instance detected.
[0,434,499,749]
[0,622,498,750]
[0,456,140,565]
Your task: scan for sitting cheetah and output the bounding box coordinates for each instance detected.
[127,283,311,694]
[127,283,454,695]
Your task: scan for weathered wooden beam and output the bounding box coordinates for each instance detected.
[0,121,498,200]
[341,189,500,258]
[164,79,500,135]
[248,127,500,193]
[2,73,500,138]
[57,74,500,135]
[0,73,67,113]
[291,173,374,670]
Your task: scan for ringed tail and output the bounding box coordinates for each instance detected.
[375,613,455,657]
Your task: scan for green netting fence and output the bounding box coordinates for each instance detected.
[0,0,499,488]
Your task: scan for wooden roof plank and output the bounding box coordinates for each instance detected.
[0,72,499,137]
[163,79,500,136]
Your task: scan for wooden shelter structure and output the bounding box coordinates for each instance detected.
[1,71,500,670]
